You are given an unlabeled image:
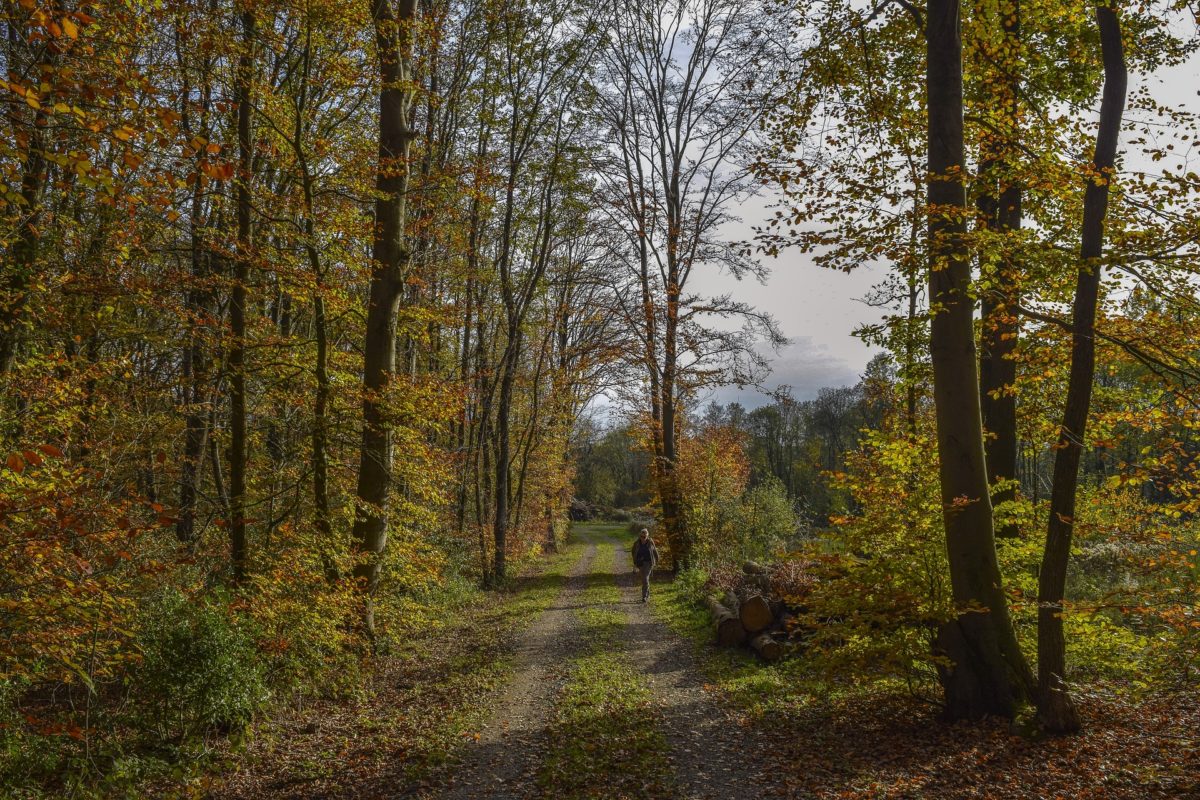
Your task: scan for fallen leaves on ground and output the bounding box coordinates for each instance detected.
[748,686,1199,799]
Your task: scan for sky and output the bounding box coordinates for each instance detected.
[690,194,881,409]
[694,47,1200,411]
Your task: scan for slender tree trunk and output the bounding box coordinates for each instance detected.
[659,281,687,569]
[977,0,1022,539]
[0,17,52,376]
[493,332,519,583]
[312,286,338,582]
[926,0,1033,720]
[294,21,339,585]
[177,42,214,544]
[474,286,493,582]
[229,6,255,583]
[1037,0,1127,734]
[352,0,419,635]
[455,273,474,537]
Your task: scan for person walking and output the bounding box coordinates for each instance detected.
[631,528,659,603]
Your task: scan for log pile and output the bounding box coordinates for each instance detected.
[702,560,798,662]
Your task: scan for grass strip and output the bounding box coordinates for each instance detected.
[538,532,673,799]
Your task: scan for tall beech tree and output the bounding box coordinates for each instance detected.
[353,0,420,632]
[973,0,1022,539]
[1036,0,1127,734]
[596,0,786,568]
[925,0,1033,720]
[230,4,255,583]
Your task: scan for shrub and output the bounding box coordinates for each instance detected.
[133,588,269,744]
[244,525,363,700]
[731,476,795,562]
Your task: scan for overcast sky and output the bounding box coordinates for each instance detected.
[695,49,1200,411]
[691,193,882,409]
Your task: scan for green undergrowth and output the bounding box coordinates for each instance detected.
[539,531,672,799]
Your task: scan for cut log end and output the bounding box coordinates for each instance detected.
[750,632,784,662]
[704,596,747,647]
[739,594,774,634]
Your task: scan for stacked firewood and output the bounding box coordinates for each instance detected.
[702,561,797,662]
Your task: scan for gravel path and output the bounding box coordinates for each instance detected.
[437,543,596,800]
[612,540,768,800]
[439,531,768,800]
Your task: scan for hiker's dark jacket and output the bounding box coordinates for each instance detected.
[632,538,659,569]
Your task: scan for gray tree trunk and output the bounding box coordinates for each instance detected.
[229,7,255,583]
[352,0,419,635]
[1037,0,1127,734]
[926,0,1034,720]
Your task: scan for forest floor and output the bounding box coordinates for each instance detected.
[204,524,1200,800]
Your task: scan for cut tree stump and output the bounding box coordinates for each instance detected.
[705,596,747,647]
[749,632,784,662]
[739,594,774,634]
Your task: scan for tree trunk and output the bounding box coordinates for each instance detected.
[1037,0,1126,734]
[492,337,519,583]
[976,0,1022,539]
[352,0,419,634]
[659,276,688,569]
[0,18,52,375]
[739,594,774,635]
[176,42,215,545]
[229,7,255,583]
[749,632,784,662]
[926,0,1033,720]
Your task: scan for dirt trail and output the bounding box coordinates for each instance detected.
[439,530,769,800]
[437,542,597,800]
[613,540,768,800]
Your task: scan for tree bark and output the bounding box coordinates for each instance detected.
[0,14,53,375]
[739,594,774,635]
[976,0,1022,539]
[1037,0,1126,734]
[176,25,216,544]
[352,0,419,634]
[926,0,1033,720]
[292,17,339,585]
[705,596,748,646]
[749,632,784,662]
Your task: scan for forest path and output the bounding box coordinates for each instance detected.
[436,524,769,800]
[436,539,598,799]
[611,536,769,799]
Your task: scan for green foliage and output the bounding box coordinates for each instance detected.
[245,547,363,700]
[733,477,797,560]
[573,424,652,510]
[133,589,269,744]
[800,426,949,684]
